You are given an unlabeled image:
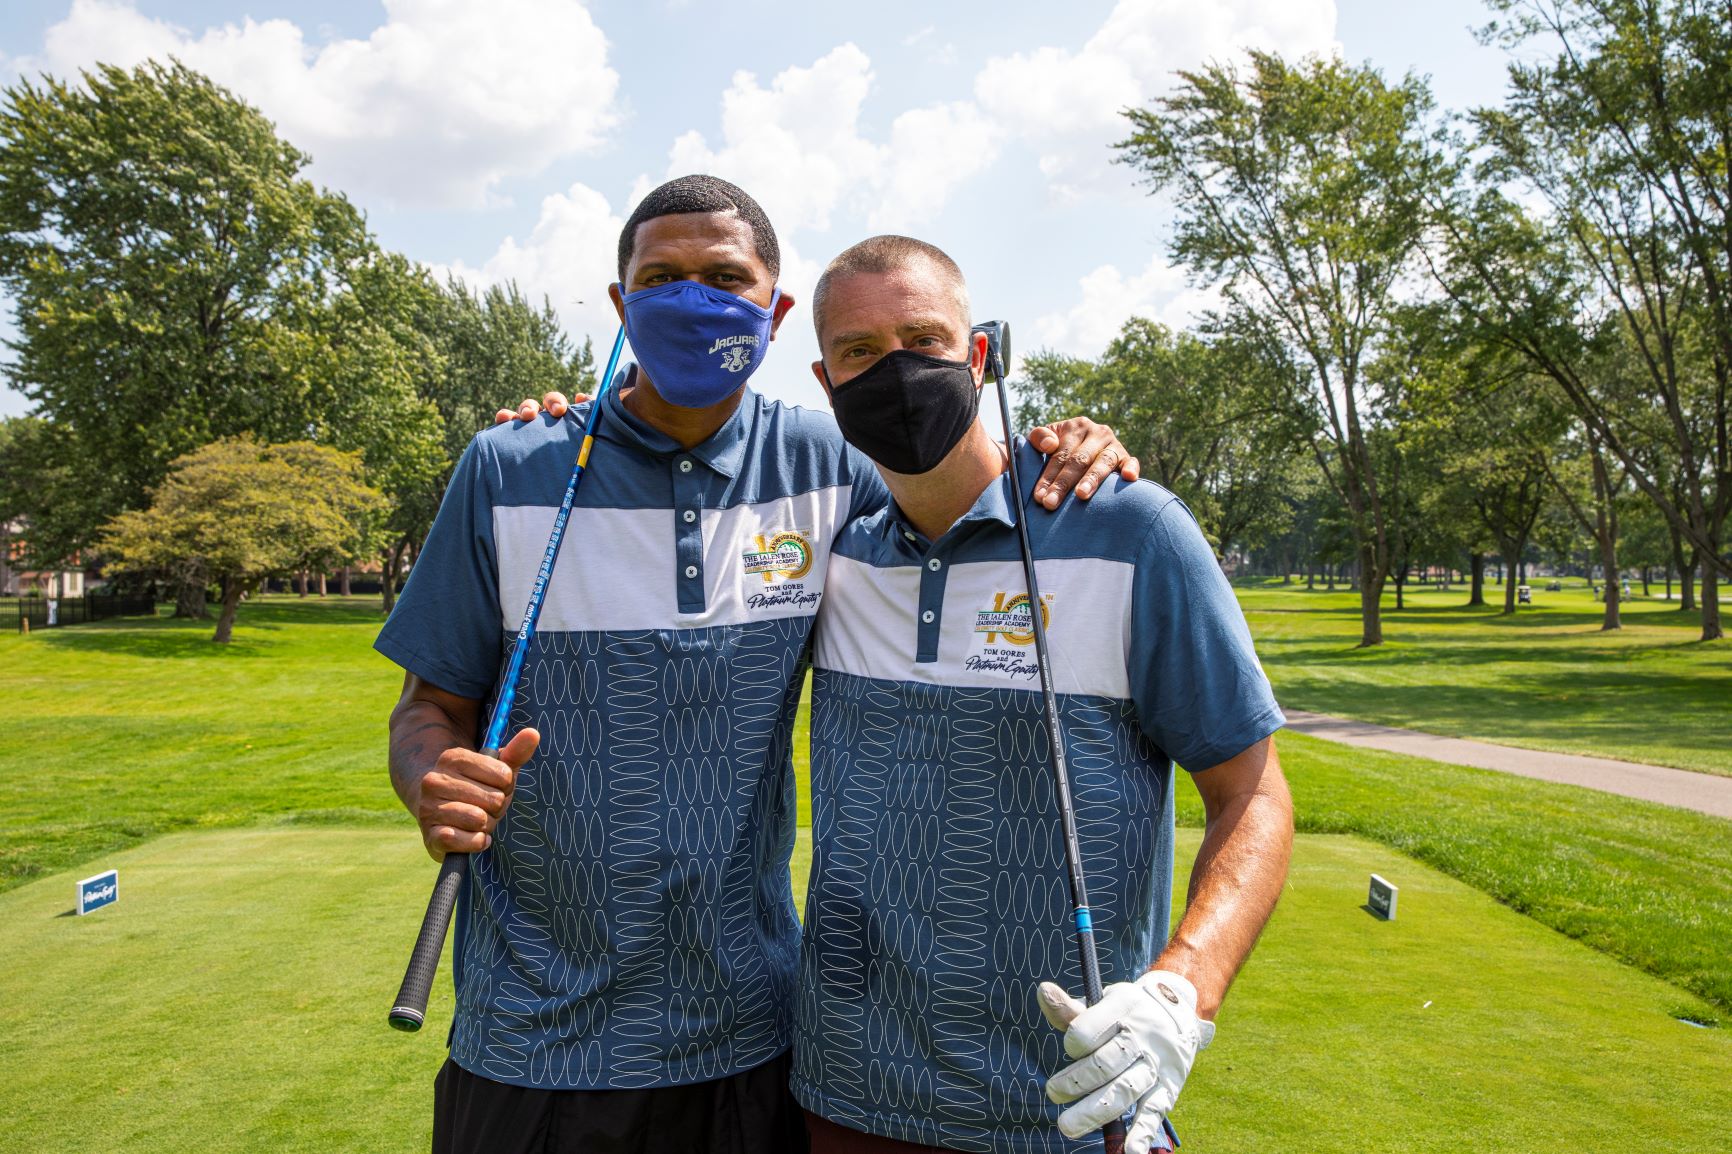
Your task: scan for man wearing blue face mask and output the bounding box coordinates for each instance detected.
[381,176,1140,1154]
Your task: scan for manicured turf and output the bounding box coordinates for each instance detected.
[1179,733,1732,1014]
[0,597,406,891]
[1,827,1724,1153]
[1238,578,1732,776]
[5,597,1729,1018]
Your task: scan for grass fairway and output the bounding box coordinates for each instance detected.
[5,597,1729,1013]
[0,598,405,891]
[1199,732,1732,1014]
[1,827,1725,1154]
[1238,579,1732,776]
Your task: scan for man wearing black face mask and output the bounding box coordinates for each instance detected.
[794,236,1295,1154]
[383,178,1140,1154]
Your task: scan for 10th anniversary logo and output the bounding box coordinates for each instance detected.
[967,591,1054,680]
[742,530,821,611]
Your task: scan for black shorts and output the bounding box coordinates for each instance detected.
[431,1051,808,1154]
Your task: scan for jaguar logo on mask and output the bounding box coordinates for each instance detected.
[718,344,753,372]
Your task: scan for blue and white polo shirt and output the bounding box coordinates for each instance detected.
[793,439,1283,1152]
[376,379,887,1090]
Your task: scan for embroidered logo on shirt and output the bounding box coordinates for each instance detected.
[743,530,813,582]
[973,591,1051,646]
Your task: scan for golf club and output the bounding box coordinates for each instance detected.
[387,322,629,1033]
[978,320,1174,1153]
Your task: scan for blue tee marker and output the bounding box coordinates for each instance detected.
[77,869,118,915]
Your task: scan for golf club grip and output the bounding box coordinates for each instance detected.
[388,851,469,1031]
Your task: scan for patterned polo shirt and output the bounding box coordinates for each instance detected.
[376,378,887,1090]
[793,438,1283,1152]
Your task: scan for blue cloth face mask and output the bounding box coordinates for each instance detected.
[619,280,781,408]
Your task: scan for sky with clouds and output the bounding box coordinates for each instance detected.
[0,0,1512,422]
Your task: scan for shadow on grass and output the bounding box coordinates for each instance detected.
[27,598,385,661]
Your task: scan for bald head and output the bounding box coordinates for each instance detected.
[812,235,970,345]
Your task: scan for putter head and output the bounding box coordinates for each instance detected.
[972,320,1012,379]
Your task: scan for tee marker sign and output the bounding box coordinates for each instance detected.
[77,869,119,915]
[1367,873,1398,920]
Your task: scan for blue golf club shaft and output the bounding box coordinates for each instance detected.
[388,324,628,1032]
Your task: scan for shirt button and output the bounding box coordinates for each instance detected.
[678,459,694,473]
[684,565,698,579]
[903,530,917,542]
[921,610,935,624]
[682,510,697,523]
[927,558,942,571]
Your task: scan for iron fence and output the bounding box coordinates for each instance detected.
[2,592,157,632]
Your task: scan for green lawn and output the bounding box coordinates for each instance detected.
[5,597,1730,1015]
[1,826,1725,1153]
[0,597,406,891]
[1238,578,1732,776]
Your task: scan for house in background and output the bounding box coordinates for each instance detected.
[1,519,85,597]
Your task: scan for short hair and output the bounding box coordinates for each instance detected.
[617,174,780,281]
[811,235,970,342]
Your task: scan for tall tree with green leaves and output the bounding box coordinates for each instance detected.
[1116,52,1456,646]
[0,61,371,611]
[1015,317,1301,559]
[364,275,597,610]
[1444,0,1732,640]
[101,437,385,642]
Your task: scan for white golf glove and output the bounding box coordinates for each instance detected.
[1038,970,1215,1154]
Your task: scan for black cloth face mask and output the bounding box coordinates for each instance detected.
[826,349,982,475]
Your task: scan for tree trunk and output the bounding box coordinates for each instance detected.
[296,570,308,597]
[1357,544,1384,647]
[212,578,246,644]
[340,566,352,596]
[1591,443,1621,632]
[318,572,328,597]
[174,579,208,620]
[1703,554,1724,641]
[382,537,409,614]
[1468,553,1487,607]
[1681,553,1697,611]
[1641,567,1650,598]
[1597,532,1622,630]
[1499,542,1522,614]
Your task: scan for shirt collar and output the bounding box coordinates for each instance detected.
[596,364,753,479]
[884,437,1036,546]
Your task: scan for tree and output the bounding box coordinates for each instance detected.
[101,438,385,642]
[1117,52,1457,646]
[1446,0,1732,640]
[0,61,372,611]
[1015,318,1301,559]
[372,275,597,610]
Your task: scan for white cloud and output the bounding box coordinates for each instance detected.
[21,0,620,209]
[1031,253,1223,356]
[976,0,1338,190]
[437,181,625,347]
[657,44,999,240]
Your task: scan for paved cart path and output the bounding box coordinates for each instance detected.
[1282,710,1732,821]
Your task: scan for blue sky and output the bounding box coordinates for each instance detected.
[0,0,1511,421]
